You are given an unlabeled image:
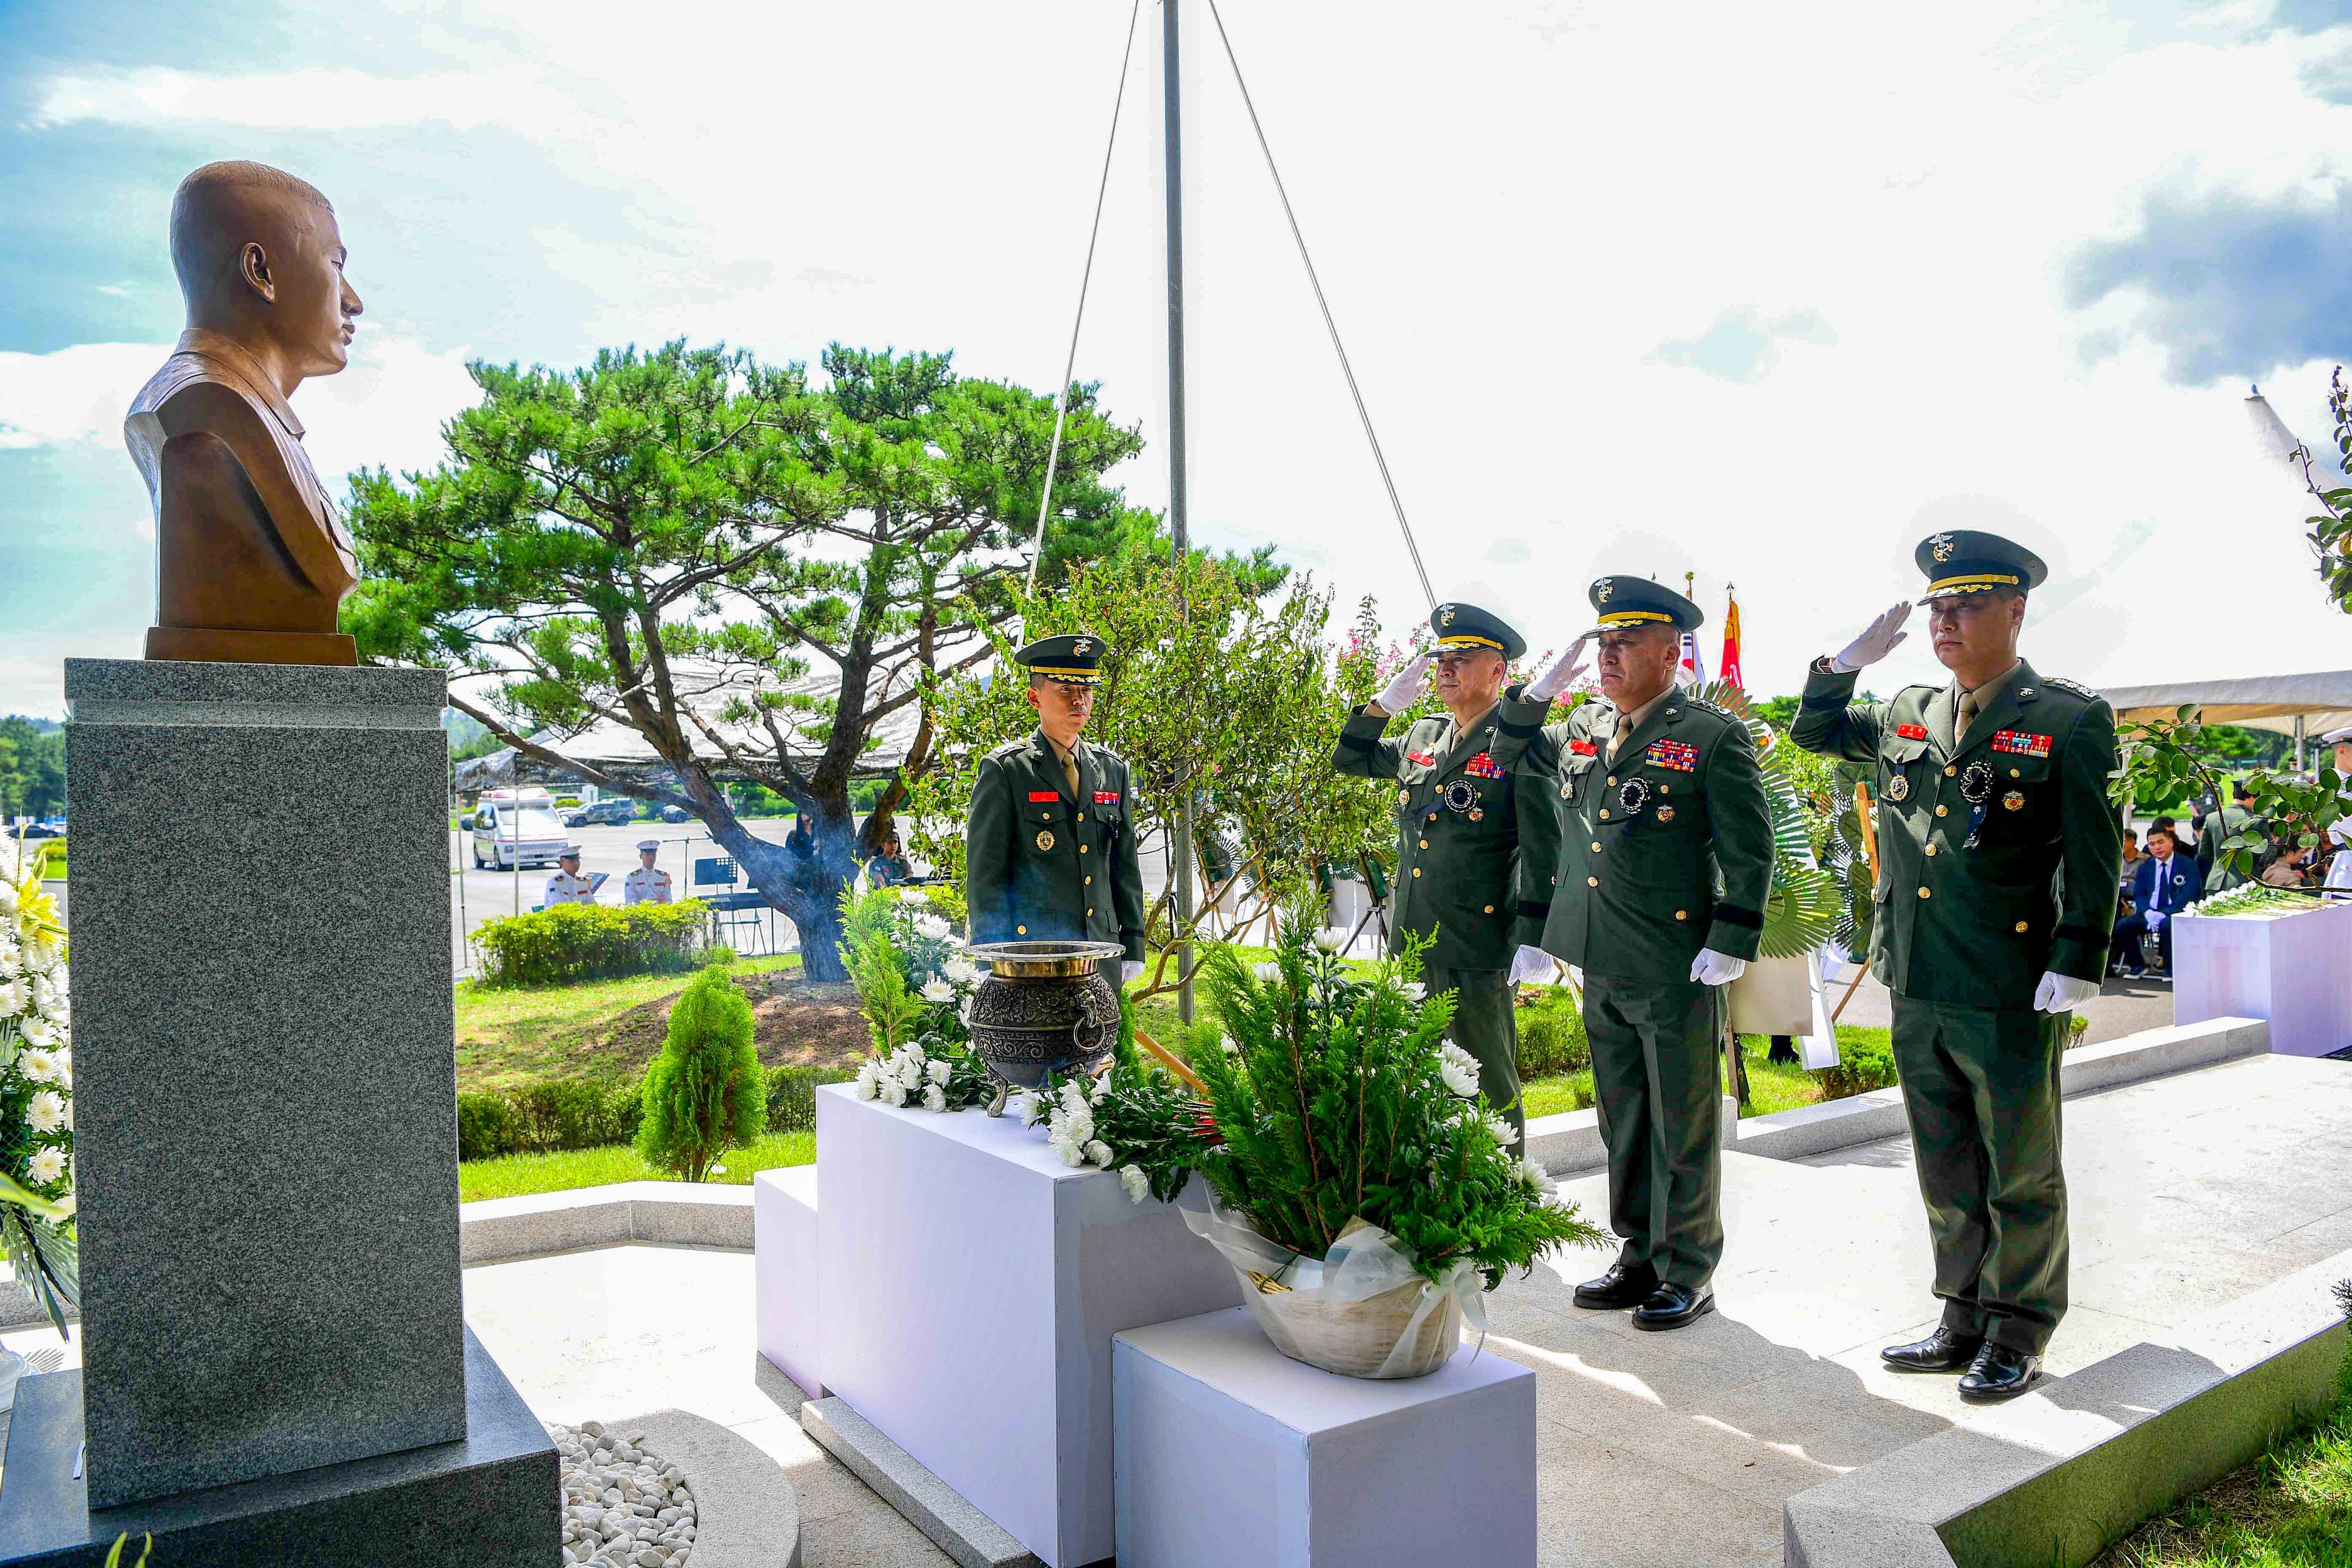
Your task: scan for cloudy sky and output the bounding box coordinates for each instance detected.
[4,0,2350,717]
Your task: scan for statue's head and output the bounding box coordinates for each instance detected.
[169,161,362,386]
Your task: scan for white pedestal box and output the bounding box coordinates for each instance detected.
[816,1085,1241,1567]
[2175,901,2352,1058]
[1112,1307,1536,1568]
[754,1165,823,1401]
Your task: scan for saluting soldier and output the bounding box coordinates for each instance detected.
[623,840,673,905]
[1533,577,1772,1332]
[1792,530,2119,1402]
[1331,602,1561,1148]
[965,634,1147,984]
[543,847,597,907]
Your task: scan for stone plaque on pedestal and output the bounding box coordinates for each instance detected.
[47,660,495,1512]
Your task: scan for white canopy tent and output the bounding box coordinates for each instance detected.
[2099,670,2352,766]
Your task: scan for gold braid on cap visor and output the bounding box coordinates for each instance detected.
[1028,665,1103,682]
[1595,611,1675,627]
[1924,573,2022,595]
[1434,635,1505,651]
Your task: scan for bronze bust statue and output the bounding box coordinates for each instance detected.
[124,161,363,665]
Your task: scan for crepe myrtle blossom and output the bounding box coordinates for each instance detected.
[919,977,956,1005]
[26,1092,65,1135]
[1120,1165,1150,1203]
[24,1148,64,1186]
[1438,1041,1482,1099]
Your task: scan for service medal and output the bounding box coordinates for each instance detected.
[1468,807,1485,822]
[1035,830,1055,851]
[2002,790,2024,811]
[1886,774,1909,802]
[1442,779,1481,814]
[1397,788,1410,806]
[1656,805,1675,824]
[1617,777,1651,815]
[1960,761,1994,805]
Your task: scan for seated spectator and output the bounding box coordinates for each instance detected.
[2119,828,2141,867]
[865,829,915,887]
[2110,825,2203,978]
[2260,844,2311,887]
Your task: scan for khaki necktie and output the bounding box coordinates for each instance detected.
[1954,687,1982,751]
[1055,740,1080,800]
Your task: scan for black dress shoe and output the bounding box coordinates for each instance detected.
[1630,1283,1715,1332]
[1957,1343,2042,1402]
[1879,1327,1984,1373]
[1572,1261,1659,1310]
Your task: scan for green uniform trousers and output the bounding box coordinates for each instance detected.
[1585,974,1723,1290]
[1890,992,2070,1355]
[1427,967,1523,1150]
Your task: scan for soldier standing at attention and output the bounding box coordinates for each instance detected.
[543,847,597,907]
[1532,577,1772,1332]
[1331,603,1561,1148]
[965,635,1147,985]
[1792,530,2119,1402]
[623,840,673,905]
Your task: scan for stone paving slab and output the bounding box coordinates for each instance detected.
[446,1049,2349,1568]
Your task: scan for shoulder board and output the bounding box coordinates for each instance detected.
[986,737,1032,759]
[2040,676,2100,700]
[1088,743,1127,768]
[1676,697,1735,723]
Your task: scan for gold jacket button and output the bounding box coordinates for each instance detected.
[2014,921,2029,933]
[1484,904,1495,914]
[1935,804,1949,817]
[1599,809,1612,820]
[1591,841,1602,852]
[1675,910,1687,921]
[1419,840,1429,850]
[1017,924,1028,934]
[1081,845,1090,854]
[1412,867,1422,878]
[1945,765,1957,777]
[1587,876,1600,887]
[1087,908,1094,917]
[1085,875,1093,885]
[2010,768,2022,778]
[1918,887,1932,899]
[1925,844,1937,857]
[1607,775,1618,786]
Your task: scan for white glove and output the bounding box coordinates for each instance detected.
[1371,653,1432,716]
[1508,945,1558,985]
[1830,600,1916,674]
[2144,910,2166,930]
[2033,971,2100,1012]
[1121,960,1146,984]
[1689,949,1748,987]
[1524,636,1593,704]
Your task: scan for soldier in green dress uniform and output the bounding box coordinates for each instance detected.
[965,634,1147,985]
[1330,603,1561,1147]
[1531,577,1773,1332]
[1791,530,2119,1401]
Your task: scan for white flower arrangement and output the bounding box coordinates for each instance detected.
[1120,1164,1150,1202]
[0,854,74,1336]
[1252,960,1284,983]
[1311,927,1348,954]
[1039,1076,1118,1169]
[1436,1041,1482,1099]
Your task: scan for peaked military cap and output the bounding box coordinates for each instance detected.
[636,839,661,852]
[2318,724,2352,746]
[1429,601,1525,660]
[1585,575,1702,637]
[1016,631,1110,685]
[1915,530,2048,603]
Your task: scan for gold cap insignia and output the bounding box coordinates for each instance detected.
[1438,605,1457,627]
[1930,532,1956,563]
[1073,638,1093,656]
[1596,580,1615,602]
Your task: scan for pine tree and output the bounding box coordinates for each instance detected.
[636,964,764,1182]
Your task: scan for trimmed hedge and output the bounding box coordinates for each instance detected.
[457,1063,859,1163]
[1516,997,1591,1079]
[475,900,716,988]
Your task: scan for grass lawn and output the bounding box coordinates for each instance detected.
[1522,1027,1894,1120]
[459,1129,816,1202]
[2094,1382,2352,1566]
[453,954,801,1093]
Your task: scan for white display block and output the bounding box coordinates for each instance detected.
[2175,901,2352,1058]
[754,1165,822,1401]
[816,1085,1241,1567]
[1112,1307,1537,1568]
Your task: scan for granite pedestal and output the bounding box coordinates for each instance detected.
[11,660,554,1563]
[1111,1307,1536,1567]
[815,1086,1240,1567]
[2174,901,2352,1057]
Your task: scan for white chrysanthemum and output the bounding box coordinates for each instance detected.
[1438,1041,1482,1098]
[0,979,23,1019]
[1089,1073,1111,1105]
[26,1092,65,1134]
[1120,1165,1150,1203]
[1048,1135,1086,1168]
[21,941,56,976]
[24,1147,64,1186]
[0,882,17,915]
[1399,981,1428,1004]
[900,889,929,905]
[919,977,956,1004]
[1509,1156,1555,1197]
[877,1076,908,1108]
[1220,1035,1240,1055]
[942,957,980,987]
[922,1084,947,1114]
[33,981,66,1025]
[1084,1139,1114,1168]
[1061,1109,1095,1148]
[46,964,65,993]
[1252,959,1283,983]
[18,1018,55,1051]
[18,1048,60,1084]
[853,1061,881,1101]
[0,947,18,981]
[1479,1111,1515,1148]
[1311,927,1347,953]
[911,912,952,941]
[926,1057,951,1087]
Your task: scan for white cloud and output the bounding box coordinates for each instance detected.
[32,65,591,136]
[0,342,170,452]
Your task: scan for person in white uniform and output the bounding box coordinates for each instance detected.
[543,847,597,907]
[2324,726,2352,897]
[623,840,674,905]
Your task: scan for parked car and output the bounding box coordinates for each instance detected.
[16,821,65,840]
[660,804,690,824]
[560,799,636,828]
[469,788,572,869]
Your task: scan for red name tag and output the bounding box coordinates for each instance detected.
[1093,790,1120,805]
[1568,739,1598,757]
[1028,791,1060,802]
[1992,730,2053,757]
[1406,750,1436,766]
[1896,723,1929,740]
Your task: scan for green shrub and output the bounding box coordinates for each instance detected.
[1818,1031,1899,1101]
[765,1065,858,1134]
[637,964,766,1182]
[511,1077,643,1151]
[456,1092,519,1162]
[1516,995,1591,1079]
[475,900,714,987]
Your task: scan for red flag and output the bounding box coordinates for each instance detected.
[1721,591,1744,690]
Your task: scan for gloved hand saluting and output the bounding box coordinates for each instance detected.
[1832,600,1916,674]
[1370,653,1433,716]
[1689,950,1748,987]
[2032,971,2099,1013]
[1525,634,1593,705]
